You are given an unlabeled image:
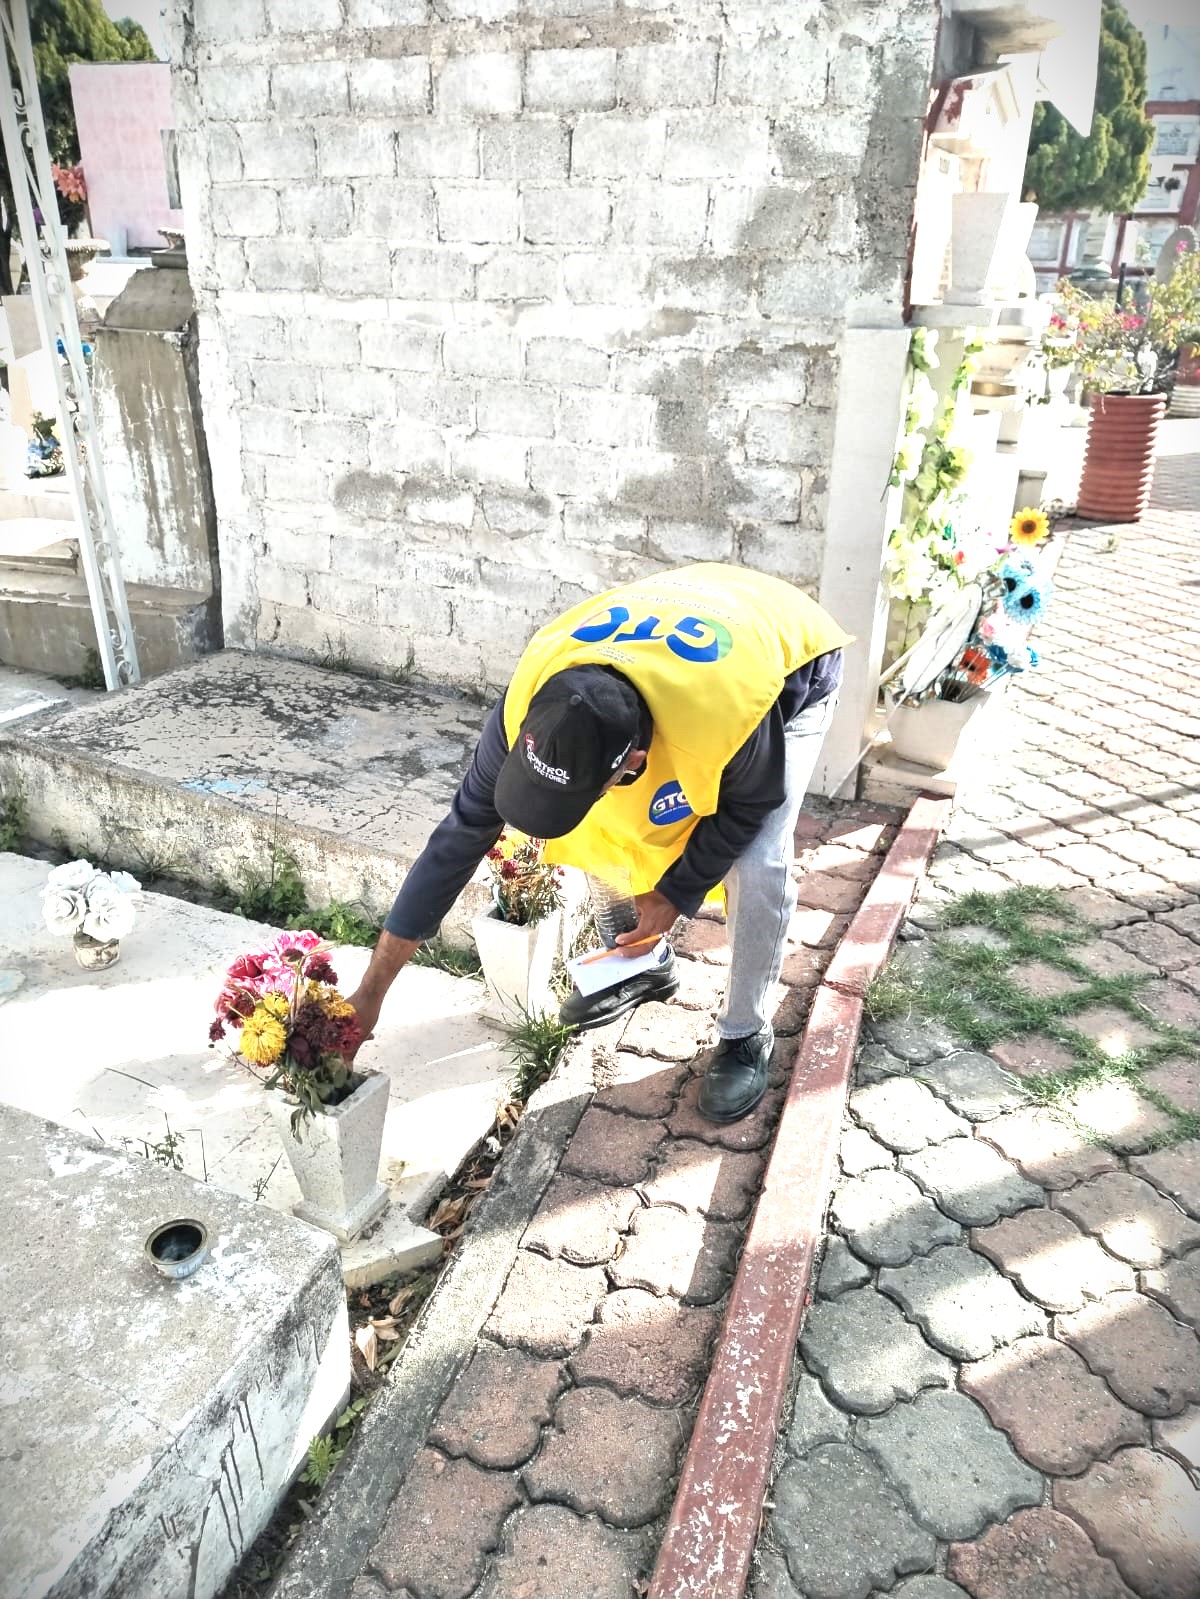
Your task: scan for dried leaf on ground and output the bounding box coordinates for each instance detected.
[354,1324,378,1371]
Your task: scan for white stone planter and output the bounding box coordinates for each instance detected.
[267,1070,390,1243]
[886,684,1004,772]
[947,193,1038,305]
[472,907,561,1024]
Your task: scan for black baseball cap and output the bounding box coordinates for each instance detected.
[495,666,643,839]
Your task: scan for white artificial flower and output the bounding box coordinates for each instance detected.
[908,373,938,431]
[43,886,87,936]
[108,870,141,896]
[44,859,99,894]
[81,878,136,942]
[894,436,924,482]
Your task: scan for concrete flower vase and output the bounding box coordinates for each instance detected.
[267,1070,390,1244]
[73,929,120,970]
[472,907,562,1024]
[886,686,1002,772]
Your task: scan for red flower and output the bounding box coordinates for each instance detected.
[209,1019,226,1043]
[306,957,337,985]
[227,952,266,982]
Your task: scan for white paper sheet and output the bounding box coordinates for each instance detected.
[565,936,670,997]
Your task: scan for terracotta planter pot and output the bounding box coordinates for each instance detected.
[1077,392,1167,523]
[1170,343,1200,417]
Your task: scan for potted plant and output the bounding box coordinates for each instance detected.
[41,859,139,969]
[1040,311,1078,403]
[473,830,564,1023]
[1056,248,1200,520]
[210,931,388,1243]
[25,412,64,478]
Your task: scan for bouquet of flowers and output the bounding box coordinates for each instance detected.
[1053,248,1200,396]
[42,859,140,944]
[485,830,564,926]
[210,931,364,1135]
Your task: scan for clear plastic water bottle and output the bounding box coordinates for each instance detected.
[588,867,639,950]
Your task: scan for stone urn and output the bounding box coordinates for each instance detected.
[472,907,562,1024]
[63,238,108,283]
[266,1069,390,1243]
[73,929,120,970]
[1077,392,1168,522]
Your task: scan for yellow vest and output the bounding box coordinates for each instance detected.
[503,564,853,895]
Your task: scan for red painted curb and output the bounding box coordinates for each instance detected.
[648,792,952,1599]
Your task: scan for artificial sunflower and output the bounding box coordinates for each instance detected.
[1010,508,1049,547]
[240,1006,287,1065]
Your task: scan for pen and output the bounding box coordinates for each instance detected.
[577,935,660,965]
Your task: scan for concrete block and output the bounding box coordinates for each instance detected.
[206,125,244,183]
[477,381,556,437]
[571,115,666,179]
[563,251,650,304]
[395,122,479,178]
[224,312,286,360]
[657,255,754,314]
[710,343,810,404]
[663,113,770,179]
[253,359,321,410]
[437,52,522,117]
[526,48,616,112]
[193,0,268,42]
[772,111,871,182]
[437,183,519,244]
[349,57,431,116]
[559,389,654,450]
[260,562,312,609]
[530,442,612,499]
[443,327,521,379]
[265,524,334,572]
[202,65,271,121]
[355,180,437,242]
[299,416,369,465]
[522,185,611,246]
[744,404,829,466]
[245,238,319,292]
[391,373,475,428]
[737,521,823,585]
[322,366,399,418]
[0,1102,349,1599]
[319,124,397,180]
[719,41,829,107]
[392,246,474,300]
[272,61,350,118]
[476,250,560,302]
[290,316,363,367]
[727,464,804,522]
[318,238,393,297]
[450,432,530,491]
[211,238,248,290]
[564,503,646,552]
[286,181,354,238]
[708,183,817,252]
[404,482,476,529]
[369,419,448,476]
[526,336,610,387]
[272,0,343,28]
[617,43,718,108]
[481,121,569,181]
[348,0,428,20]
[612,182,709,249]
[615,449,705,517]
[261,454,328,504]
[761,254,851,320]
[362,321,443,373]
[242,405,298,456]
[647,517,734,564]
[237,123,317,181]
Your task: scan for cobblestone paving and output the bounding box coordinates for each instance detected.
[359,803,899,1595]
[755,422,1200,1599]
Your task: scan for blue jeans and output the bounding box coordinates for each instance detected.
[718,692,839,1038]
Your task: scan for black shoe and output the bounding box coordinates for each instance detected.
[559,949,679,1032]
[698,1027,773,1124]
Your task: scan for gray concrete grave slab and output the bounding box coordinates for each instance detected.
[0,1103,350,1599]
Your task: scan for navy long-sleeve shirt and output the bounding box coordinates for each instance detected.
[385,650,843,942]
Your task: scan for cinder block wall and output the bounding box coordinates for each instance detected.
[170,0,937,690]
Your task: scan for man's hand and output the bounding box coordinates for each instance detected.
[346,987,382,1053]
[615,890,680,956]
[345,930,420,1054]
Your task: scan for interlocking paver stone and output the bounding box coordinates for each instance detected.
[1068,1004,1160,1057]
[751,1549,802,1599]
[869,1017,961,1063]
[1143,1249,1200,1330]
[1007,958,1088,998]
[784,1369,851,1454]
[857,1389,1042,1541]
[973,1207,1134,1311]
[1059,1291,1200,1417]
[621,999,713,1061]
[668,1076,784,1150]
[431,1343,563,1469]
[1061,1079,1177,1153]
[818,1235,872,1297]
[831,1168,962,1266]
[485,1254,608,1358]
[1063,887,1149,929]
[522,1387,684,1526]
[878,1244,1047,1359]
[607,1204,739,1303]
[770,1442,936,1599]
[1107,920,1200,972]
[1077,938,1158,979]
[520,1176,640,1266]
[857,1041,911,1082]
[1162,903,1200,942]
[1109,870,1189,914]
[1054,1171,1200,1268]
[1173,961,1200,996]
[473,1504,650,1599]
[559,1108,667,1186]
[916,1051,1028,1121]
[960,1336,1147,1474]
[947,1506,1137,1599]
[900,1136,1043,1226]
[1138,981,1200,1027]
[371,1451,522,1599]
[1143,1057,1200,1116]
[1155,1407,1200,1484]
[800,1285,953,1415]
[990,1034,1078,1076]
[568,1288,720,1405]
[1130,1140,1200,1218]
[839,1125,895,1175]
[639,1137,765,1220]
[980,1106,1120,1189]
[892,1581,971,1599]
[849,1077,969,1152]
[592,1052,689,1119]
[1055,1447,1200,1599]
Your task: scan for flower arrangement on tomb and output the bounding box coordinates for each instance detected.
[485,830,564,926]
[42,859,139,942]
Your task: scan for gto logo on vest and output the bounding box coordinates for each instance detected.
[649,781,693,825]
